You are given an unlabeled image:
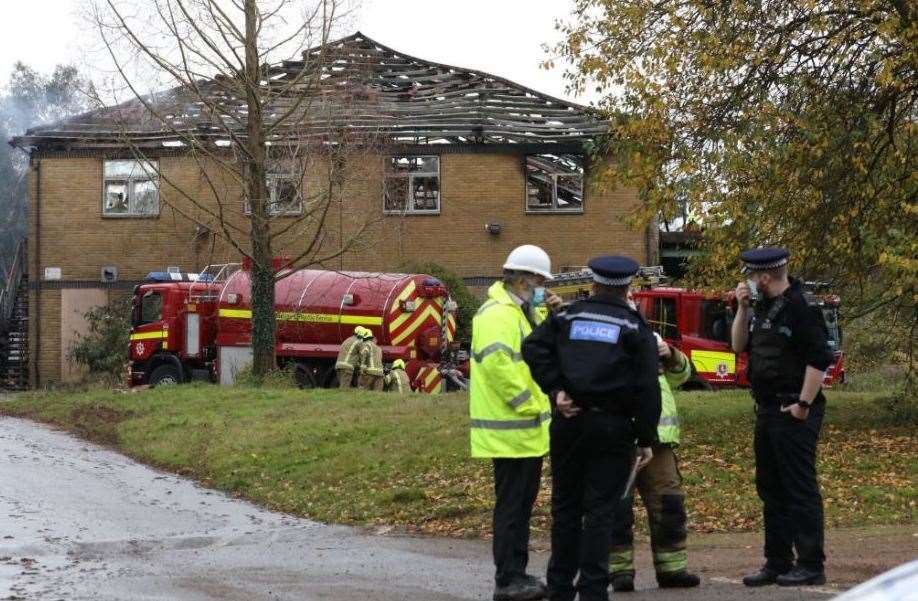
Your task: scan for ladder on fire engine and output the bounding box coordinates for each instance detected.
[187,263,241,303]
[549,266,669,300]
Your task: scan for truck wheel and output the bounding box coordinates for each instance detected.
[294,363,318,389]
[149,364,183,387]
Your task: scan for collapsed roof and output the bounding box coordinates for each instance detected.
[12,32,607,151]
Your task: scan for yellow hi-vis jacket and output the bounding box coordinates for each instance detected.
[335,335,364,370]
[469,282,551,458]
[658,348,691,445]
[386,368,412,394]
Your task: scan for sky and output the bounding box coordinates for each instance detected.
[0,0,600,106]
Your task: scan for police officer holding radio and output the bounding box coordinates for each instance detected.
[731,247,835,587]
[523,256,661,601]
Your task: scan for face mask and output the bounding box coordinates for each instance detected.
[531,286,547,307]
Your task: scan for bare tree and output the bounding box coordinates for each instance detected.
[86,0,382,380]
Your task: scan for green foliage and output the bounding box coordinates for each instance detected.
[234,364,298,389]
[551,1,917,394]
[67,298,132,379]
[397,261,482,346]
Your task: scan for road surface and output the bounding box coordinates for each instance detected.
[0,416,854,600]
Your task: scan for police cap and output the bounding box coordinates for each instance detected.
[587,255,640,286]
[740,247,790,273]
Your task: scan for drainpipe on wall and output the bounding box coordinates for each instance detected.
[32,159,41,389]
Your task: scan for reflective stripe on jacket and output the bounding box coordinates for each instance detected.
[358,341,385,377]
[335,335,364,370]
[658,349,691,445]
[469,281,551,459]
[386,369,412,394]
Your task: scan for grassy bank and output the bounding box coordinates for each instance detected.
[1,386,914,538]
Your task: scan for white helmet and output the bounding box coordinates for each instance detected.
[503,245,553,280]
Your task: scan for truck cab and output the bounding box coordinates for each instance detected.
[128,268,229,386]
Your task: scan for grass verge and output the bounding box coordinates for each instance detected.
[1,385,914,538]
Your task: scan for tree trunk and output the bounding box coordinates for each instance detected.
[244,0,275,381]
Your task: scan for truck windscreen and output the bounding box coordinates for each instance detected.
[822,307,842,350]
[134,291,162,326]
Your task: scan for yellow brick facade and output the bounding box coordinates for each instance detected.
[27,151,656,386]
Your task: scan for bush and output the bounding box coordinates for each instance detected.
[67,298,131,380]
[397,261,481,347]
[234,363,298,388]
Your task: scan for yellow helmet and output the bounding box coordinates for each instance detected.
[354,326,371,339]
[392,359,406,370]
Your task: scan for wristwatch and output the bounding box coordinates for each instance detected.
[797,399,813,409]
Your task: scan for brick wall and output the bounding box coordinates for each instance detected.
[27,151,652,385]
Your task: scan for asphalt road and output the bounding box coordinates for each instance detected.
[0,416,842,600]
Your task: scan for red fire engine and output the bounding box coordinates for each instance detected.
[128,259,458,393]
[550,268,845,390]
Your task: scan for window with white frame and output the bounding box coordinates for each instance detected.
[103,160,160,217]
[384,155,440,214]
[244,174,303,216]
[525,154,585,213]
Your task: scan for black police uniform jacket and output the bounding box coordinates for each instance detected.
[745,278,835,398]
[522,294,662,447]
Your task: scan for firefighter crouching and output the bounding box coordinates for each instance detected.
[522,256,661,601]
[608,331,701,591]
[385,359,412,393]
[357,331,385,391]
[335,327,368,389]
[470,244,558,601]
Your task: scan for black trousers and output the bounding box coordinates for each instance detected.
[547,411,634,601]
[754,398,826,572]
[492,456,543,587]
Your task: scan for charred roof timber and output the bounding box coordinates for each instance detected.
[10,33,608,152]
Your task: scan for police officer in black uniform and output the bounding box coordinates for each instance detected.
[731,247,835,587]
[523,256,661,601]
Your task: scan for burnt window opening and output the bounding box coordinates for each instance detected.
[244,174,304,216]
[384,155,440,215]
[525,154,585,213]
[103,160,160,217]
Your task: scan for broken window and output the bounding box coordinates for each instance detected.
[244,174,303,216]
[103,160,160,217]
[525,154,585,213]
[384,155,440,214]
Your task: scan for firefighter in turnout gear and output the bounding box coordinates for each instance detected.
[385,359,412,393]
[609,329,701,592]
[523,256,661,601]
[732,247,834,588]
[357,331,385,391]
[335,327,367,389]
[470,244,562,601]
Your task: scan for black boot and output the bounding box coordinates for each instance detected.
[493,577,546,601]
[611,573,634,592]
[742,567,785,587]
[776,566,826,587]
[657,571,701,588]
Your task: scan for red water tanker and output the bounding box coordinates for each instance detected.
[128,261,458,393]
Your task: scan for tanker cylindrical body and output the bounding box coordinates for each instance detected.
[214,269,457,391]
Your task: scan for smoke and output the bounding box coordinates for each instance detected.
[0,62,89,271]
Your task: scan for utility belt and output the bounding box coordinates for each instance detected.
[754,390,825,415]
[572,394,632,417]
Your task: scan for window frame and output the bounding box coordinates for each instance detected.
[524,154,586,214]
[383,155,441,216]
[243,173,305,217]
[102,159,161,218]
